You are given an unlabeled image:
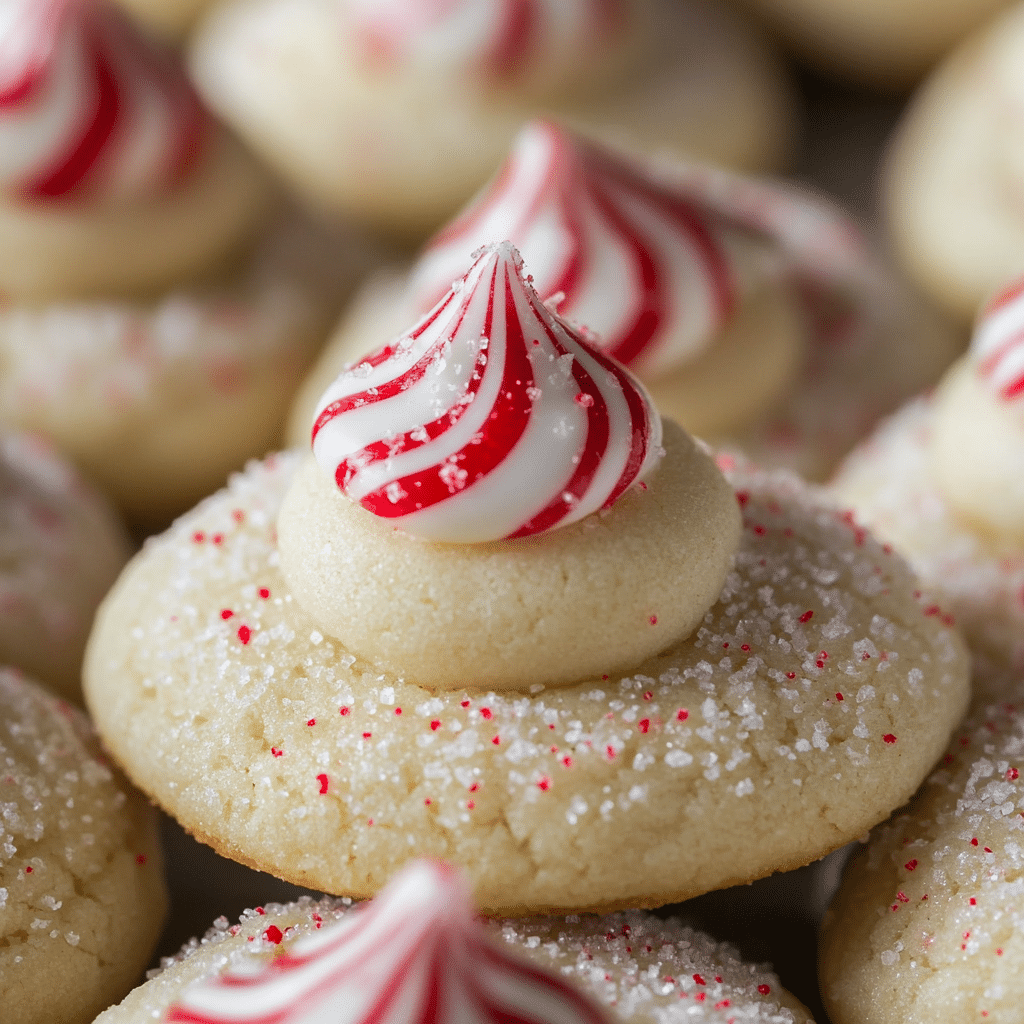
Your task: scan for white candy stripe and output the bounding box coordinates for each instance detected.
[0,0,206,202]
[341,0,623,86]
[411,122,740,380]
[974,277,1024,403]
[165,861,615,1024]
[311,242,661,543]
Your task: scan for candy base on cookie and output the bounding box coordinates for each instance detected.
[84,445,969,914]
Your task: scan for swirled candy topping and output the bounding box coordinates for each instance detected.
[0,0,206,202]
[411,122,876,378]
[342,0,626,93]
[972,277,1024,405]
[410,121,765,379]
[312,241,662,543]
[165,860,614,1024]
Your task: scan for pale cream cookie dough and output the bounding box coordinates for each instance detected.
[0,669,168,1024]
[190,0,796,239]
[819,662,1024,1024]
[885,2,1024,322]
[287,125,959,482]
[738,0,1012,91]
[0,430,131,703]
[96,861,816,1023]
[0,1,365,525]
[831,279,1024,672]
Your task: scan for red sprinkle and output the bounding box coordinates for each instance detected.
[492,735,501,745]
[537,776,551,791]
[317,774,329,794]
[307,719,316,727]
[676,709,689,721]
[757,986,771,996]
[232,509,244,523]
[394,708,402,716]
[271,747,283,758]
[883,734,897,744]
[606,745,616,759]
[461,700,470,708]
[24,866,32,874]
[192,531,205,543]
[799,610,814,623]
[970,897,977,905]
[220,609,234,620]
[693,974,706,986]
[480,708,493,720]
[340,707,351,716]
[836,693,844,702]
[263,926,283,944]
[431,720,441,731]
[1008,768,1020,780]
[905,859,918,871]
[638,719,651,734]
[649,615,658,625]
[135,854,147,866]
[971,838,979,846]
[362,732,372,739]
[237,625,252,645]
[259,588,270,599]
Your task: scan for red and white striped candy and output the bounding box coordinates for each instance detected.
[412,122,873,378]
[973,277,1024,404]
[165,860,615,1024]
[343,0,624,87]
[312,241,662,543]
[0,0,206,202]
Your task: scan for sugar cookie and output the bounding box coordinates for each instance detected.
[820,662,1024,1024]
[0,1,362,524]
[96,860,815,1024]
[885,3,1024,321]
[831,278,1024,671]
[190,0,795,238]
[84,245,968,912]
[0,430,130,702]
[0,669,167,1024]
[288,123,959,481]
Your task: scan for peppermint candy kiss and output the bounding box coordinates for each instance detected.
[410,121,752,380]
[0,0,206,201]
[165,861,615,1024]
[312,242,662,543]
[344,0,624,88]
[973,277,1024,404]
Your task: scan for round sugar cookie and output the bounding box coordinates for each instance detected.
[83,445,969,914]
[885,3,1024,322]
[0,669,168,1024]
[0,430,131,703]
[830,392,1024,673]
[95,892,815,1024]
[0,215,362,528]
[190,0,794,238]
[820,663,1024,1024]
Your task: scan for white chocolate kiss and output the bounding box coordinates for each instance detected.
[928,278,1024,549]
[341,0,628,97]
[411,122,780,381]
[165,861,614,1024]
[311,242,663,544]
[0,0,206,202]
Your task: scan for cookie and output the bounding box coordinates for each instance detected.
[0,430,131,703]
[190,0,795,238]
[84,245,969,914]
[831,279,1024,671]
[0,2,363,525]
[885,3,1024,321]
[819,662,1024,1024]
[96,859,816,1024]
[287,123,959,481]
[0,669,168,1024]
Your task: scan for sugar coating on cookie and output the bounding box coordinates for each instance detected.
[832,395,1024,672]
[820,665,1024,1024]
[84,446,969,914]
[0,431,131,701]
[0,669,168,1024]
[95,867,813,1023]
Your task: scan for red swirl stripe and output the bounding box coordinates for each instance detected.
[973,274,1024,403]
